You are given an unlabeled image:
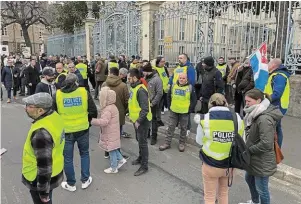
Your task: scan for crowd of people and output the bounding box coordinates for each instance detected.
[1,52,291,204]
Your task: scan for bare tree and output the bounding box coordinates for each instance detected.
[1,1,50,51]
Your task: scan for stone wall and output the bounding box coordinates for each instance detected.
[287,75,301,118]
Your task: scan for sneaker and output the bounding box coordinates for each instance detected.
[164,107,168,112]
[104,151,109,159]
[104,167,118,174]
[117,158,127,169]
[81,176,92,189]
[238,201,259,204]
[13,96,18,100]
[121,132,131,138]
[161,111,164,115]
[7,99,11,103]
[186,130,190,136]
[61,182,76,192]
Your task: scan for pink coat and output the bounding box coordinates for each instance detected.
[91,88,120,152]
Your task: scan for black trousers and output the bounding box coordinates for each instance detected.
[200,101,209,114]
[151,105,158,138]
[94,81,103,99]
[134,121,150,168]
[29,84,37,95]
[235,92,245,115]
[30,190,53,204]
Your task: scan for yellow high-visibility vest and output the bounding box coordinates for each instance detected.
[130,63,137,69]
[154,66,169,93]
[172,66,188,84]
[108,62,119,70]
[75,63,88,79]
[216,64,227,78]
[264,72,290,109]
[56,87,89,133]
[170,84,191,114]
[22,112,65,181]
[55,72,67,83]
[128,84,152,123]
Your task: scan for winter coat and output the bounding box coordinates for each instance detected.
[35,78,56,96]
[1,66,14,88]
[24,65,39,85]
[145,71,163,107]
[73,69,85,87]
[227,61,240,84]
[102,75,129,125]
[245,105,283,177]
[95,61,106,82]
[201,66,224,102]
[118,60,127,69]
[235,66,254,94]
[91,88,120,152]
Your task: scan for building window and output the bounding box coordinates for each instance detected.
[158,45,164,56]
[20,29,23,37]
[179,46,185,54]
[179,18,185,41]
[2,26,8,36]
[159,19,164,40]
[230,29,237,45]
[221,24,227,44]
[194,20,200,42]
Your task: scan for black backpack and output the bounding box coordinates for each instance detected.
[228,111,251,186]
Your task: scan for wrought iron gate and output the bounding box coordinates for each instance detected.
[93,2,141,57]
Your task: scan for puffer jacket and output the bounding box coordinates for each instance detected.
[245,105,283,177]
[145,71,163,107]
[91,89,120,152]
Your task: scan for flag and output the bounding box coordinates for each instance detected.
[250,42,269,91]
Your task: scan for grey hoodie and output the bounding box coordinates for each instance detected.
[245,105,283,176]
[145,71,163,107]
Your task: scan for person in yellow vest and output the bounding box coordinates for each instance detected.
[264,58,291,148]
[128,68,152,176]
[22,92,65,204]
[52,73,97,192]
[194,93,244,204]
[75,56,89,91]
[106,55,119,73]
[129,59,139,69]
[54,62,67,89]
[159,73,197,152]
[217,57,230,92]
[153,56,169,127]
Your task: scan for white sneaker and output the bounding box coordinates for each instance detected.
[238,200,259,204]
[81,176,92,189]
[164,107,168,112]
[104,167,118,174]
[186,130,190,136]
[117,158,127,169]
[61,182,76,192]
[161,111,164,115]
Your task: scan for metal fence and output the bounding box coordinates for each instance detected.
[153,1,301,74]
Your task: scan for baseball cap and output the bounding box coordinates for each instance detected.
[42,68,55,77]
[22,93,53,109]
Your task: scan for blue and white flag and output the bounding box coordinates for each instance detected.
[250,42,269,91]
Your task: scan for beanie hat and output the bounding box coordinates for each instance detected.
[208,93,228,109]
[203,56,215,67]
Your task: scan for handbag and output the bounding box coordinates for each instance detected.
[274,133,284,164]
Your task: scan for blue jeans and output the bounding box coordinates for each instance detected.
[109,149,123,170]
[276,119,283,147]
[64,130,90,185]
[245,172,270,204]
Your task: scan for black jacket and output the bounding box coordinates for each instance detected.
[52,83,98,133]
[118,60,127,69]
[24,65,40,85]
[201,66,224,102]
[167,82,197,114]
[235,66,254,94]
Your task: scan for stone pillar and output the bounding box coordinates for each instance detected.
[287,75,301,118]
[85,2,96,61]
[139,1,163,61]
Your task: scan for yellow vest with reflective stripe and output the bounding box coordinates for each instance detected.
[154,66,169,93]
[128,84,152,123]
[200,110,244,161]
[130,63,137,69]
[216,64,227,78]
[108,62,119,70]
[55,72,67,83]
[56,87,89,133]
[170,84,191,114]
[75,63,88,79]
[22,112,65,181]
[172,66,188,84]
[264,72,290,109]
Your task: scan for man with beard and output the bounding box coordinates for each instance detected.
[35,68,56,96]
[199,56,224,114]
[216,57,230,91]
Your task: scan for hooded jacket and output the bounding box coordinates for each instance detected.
[102,75,129,125]
[169,60,196,86]
[35,78,56,96]
[245,105,283,177]
[268,65,291,115]
[145,71,163,107]
[201,66,224,102]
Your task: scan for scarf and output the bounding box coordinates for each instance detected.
[243,98,270,127]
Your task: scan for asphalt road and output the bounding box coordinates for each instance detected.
[1,101,301,204]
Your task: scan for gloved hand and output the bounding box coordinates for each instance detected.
[194,114,201,124]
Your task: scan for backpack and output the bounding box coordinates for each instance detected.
[227,110,251,186]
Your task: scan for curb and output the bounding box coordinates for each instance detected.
[157,126,301,187]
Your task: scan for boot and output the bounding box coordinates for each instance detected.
[151,136,157,145]
[131,157,141,165]
[159,143,171,151]
[134,167,148,176]
[178,144,185,152]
